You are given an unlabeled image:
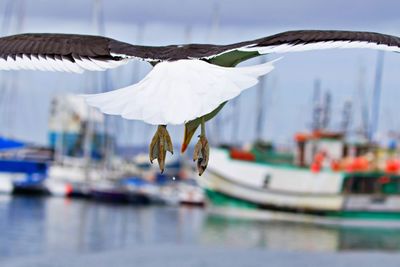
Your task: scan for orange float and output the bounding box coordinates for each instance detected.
[230,148,255,161]
[385,159,400,174]
[310,162,321,173]
[345,157,369,172]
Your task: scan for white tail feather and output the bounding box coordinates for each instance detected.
[83,59,279,125]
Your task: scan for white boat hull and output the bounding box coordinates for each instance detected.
[199,149,345,211]
[0,174,13,194]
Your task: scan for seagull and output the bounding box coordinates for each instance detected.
[0,30,399,174]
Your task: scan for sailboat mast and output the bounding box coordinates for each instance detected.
[321,90,331,130]
[125,25,144,146]
[255,57,267,140]
[341,100,352,134]
[83,0,107,180]
[230,99,240,144]
[356,63,369,139]
[311,79,322,131]
[369,51,385,142]
[0,0,25,138]
[208,1,221,145]
[93,0,112,169]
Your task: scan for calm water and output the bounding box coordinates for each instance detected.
[1,195,400,260]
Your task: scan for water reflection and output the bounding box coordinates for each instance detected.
[0,196,399,260]
[202,215,400,251]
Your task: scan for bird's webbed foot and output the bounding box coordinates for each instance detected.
[149,125,173,173]
[193,118,209,176]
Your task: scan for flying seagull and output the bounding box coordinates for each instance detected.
[0,30,399,175]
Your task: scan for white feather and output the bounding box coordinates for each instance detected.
[82,58,106,71]
[6,56,20,70]
[53,58,70,72]
[46,56,63,71]
[90,58,129,69]
[22,54,36,70]
[89,58,114,69]
[239,40,400,54]
[38,55,56,71]
[14,56,28,70]
[61,57,84,73]
[30,55,48,71]
[73,56,105,71]
[82,59,278,125]
[45,56,65,72]
[0,58,8,70]
[0,53,130,73]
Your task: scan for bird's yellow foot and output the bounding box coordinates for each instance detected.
[149,125,173,173]
[193,134,209,176]
[193,117,209,176]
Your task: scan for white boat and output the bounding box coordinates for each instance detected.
[46,94,135,197]
[198,139,400,228]
[177,181,205,206]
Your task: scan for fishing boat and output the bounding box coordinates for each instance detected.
[0,136,51,194]
[199,132,400,228]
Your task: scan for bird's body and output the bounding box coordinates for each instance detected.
[0,30,400,174]
[84,58,277,125]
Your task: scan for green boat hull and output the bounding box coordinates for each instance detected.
[206,189,400,221]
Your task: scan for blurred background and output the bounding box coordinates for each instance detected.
[1,0,400,266]
[1,0,400,146]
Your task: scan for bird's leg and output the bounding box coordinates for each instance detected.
[193,117,209,176]
[149,125,173,173]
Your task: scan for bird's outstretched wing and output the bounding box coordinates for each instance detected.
[0,33,181,73]
[199,30,400,67]
[2,30,400,72]
[180,30,400,151]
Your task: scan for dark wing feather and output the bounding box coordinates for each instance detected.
[200,30,400,67]
[252,30,400,49]
[0,33,179,72]
[0,33,112,57]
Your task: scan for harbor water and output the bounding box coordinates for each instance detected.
[1,195,400,266]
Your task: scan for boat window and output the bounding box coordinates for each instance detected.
[343,176,400,195]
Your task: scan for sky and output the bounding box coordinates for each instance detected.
[0,0,400,148]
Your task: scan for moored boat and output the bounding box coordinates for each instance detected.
[0,136,52,195]
[199,132,400,228]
